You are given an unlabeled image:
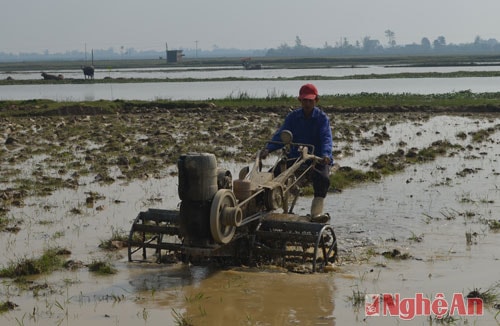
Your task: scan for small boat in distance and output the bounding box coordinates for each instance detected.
[241,57,262,70]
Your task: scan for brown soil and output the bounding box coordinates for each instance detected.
[0,105,499,325]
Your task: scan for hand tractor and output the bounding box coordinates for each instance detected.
[127,130,337,272]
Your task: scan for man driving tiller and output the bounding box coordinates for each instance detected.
[260,83,334,223]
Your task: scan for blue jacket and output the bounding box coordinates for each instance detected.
[266,107,334,164]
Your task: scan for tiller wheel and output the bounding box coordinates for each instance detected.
[254,215,337,273]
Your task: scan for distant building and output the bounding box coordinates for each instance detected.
[167,50,184,63]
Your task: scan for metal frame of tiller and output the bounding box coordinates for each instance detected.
[128,131,338,272]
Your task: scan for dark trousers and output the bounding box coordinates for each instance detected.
[311,163,331,198]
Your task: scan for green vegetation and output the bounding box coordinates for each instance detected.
[346,287,366,307]
[0,301,18,313]
[488,219,500,230]
[88,260,117,275]
[1,90,500,118]
[0,247,69,278]
[15,176,70,196]
[172,308,194,326]
[471,127,498,142]
[381,249,411,260]
[99,227,128,251]
[329,140,463,191]
[466,287,498,305]
[330,167,381,191]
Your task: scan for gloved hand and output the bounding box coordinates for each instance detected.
[259,148,269,159]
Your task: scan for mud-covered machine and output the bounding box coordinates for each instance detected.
[128,131,337,272]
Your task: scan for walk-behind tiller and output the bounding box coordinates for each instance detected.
[128,130,337,272]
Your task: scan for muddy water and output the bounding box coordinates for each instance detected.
[0,113,499,325]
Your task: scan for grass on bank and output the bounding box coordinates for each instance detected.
[1,90,500,118]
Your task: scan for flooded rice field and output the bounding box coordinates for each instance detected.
[3,64,500,101]
[0,106,499,325]
[4,78,500,102]
[4,64,500,81]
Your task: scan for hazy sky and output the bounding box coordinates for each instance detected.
[2,0,500,54]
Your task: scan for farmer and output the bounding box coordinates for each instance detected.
[260,83,333,223]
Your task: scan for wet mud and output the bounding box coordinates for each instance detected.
[0,105,499,325]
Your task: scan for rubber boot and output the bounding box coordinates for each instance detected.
[311,197,324,217]
[310,197,330,223]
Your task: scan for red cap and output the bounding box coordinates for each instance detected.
[298,83,319,100]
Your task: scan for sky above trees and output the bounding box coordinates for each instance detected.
[2,0,500,54]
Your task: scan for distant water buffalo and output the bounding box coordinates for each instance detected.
[81,65,95,79]
[41,72,64,80]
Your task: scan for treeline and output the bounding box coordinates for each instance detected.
[265,35,500,57]
[0,47,265,63]
[1,35,500,62]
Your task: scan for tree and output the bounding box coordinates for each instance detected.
[342,37,350,48]
[362,36,381,53]
[433,36,446,48]
[278,43,291,51]
[295,36,303,48]
[385,30,396,47]
[421,37,431,49]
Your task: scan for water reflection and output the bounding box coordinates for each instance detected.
[3,64,500,101]
[127,264,216,292]
[3,64,500,81]
[154,270,336,326]
[2,77,500,101]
